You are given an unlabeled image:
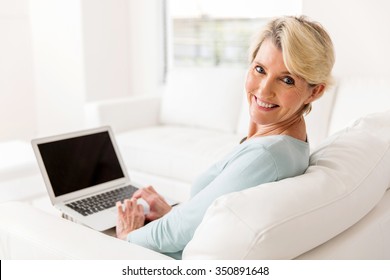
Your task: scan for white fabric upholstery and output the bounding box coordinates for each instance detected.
[236,93,250,136]
[352,110,390,144]
[296,190,390,259]
[0,141,39,181]
[116,125,241,183]
[160,67,246,133]
[183,111,390,259]
[0,201,172,260]
[84,95,161,134]
[305,84,338,150]
[328,77,390,135]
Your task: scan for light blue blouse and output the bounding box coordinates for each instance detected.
[127,135,309,259]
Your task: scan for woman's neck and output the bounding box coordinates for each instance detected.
[247,113,307,142]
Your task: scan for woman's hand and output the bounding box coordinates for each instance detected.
[116,198,145,240]
[132,186,172,222]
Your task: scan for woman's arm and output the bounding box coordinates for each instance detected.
[126,147,278,254]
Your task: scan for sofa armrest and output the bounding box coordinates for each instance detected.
[85,95,161,133]
[0,201,172,260]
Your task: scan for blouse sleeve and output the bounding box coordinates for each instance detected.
[126,146,279,254]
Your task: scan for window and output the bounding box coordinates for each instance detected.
[168,0,302,67]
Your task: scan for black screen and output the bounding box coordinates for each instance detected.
[38,131,125,197]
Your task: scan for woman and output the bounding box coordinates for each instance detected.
[116,15,335,259]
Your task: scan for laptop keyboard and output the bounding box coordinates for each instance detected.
[66,185,138,216]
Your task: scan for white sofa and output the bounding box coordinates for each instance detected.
[1,68,390,259]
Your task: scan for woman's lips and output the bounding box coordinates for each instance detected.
[253,96,278,110]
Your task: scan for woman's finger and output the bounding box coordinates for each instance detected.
[116,201,124,218]
[136,204,144,213]
[145,185,157,193]
[124,199,132,211]
[133,185,156,199]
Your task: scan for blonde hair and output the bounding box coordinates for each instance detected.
[249,16,335,114]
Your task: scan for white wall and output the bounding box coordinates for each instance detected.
[127,0,165,96]
[0,0,165,141]
[81,0,131,102]
[30,0,87,137]
[29,0,164,137]
[302,0,390,78]
[0,0,36,141]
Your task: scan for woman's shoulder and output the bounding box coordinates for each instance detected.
[241,134,308,152]
[222,135,309,168]
[236,135,310,177]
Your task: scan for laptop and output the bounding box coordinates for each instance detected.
[32,126,166,231]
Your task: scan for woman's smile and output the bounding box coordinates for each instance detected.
[253,95,279,110]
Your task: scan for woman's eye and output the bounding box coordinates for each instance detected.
[255,66,265,74]
[282,76,295,85]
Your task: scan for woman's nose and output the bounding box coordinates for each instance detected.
[256,77,275,98]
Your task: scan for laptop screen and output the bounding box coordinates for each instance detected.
[37,131,125,197]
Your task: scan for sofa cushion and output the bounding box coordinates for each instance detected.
[0,201,172,260]
[116,125,242,183]
[304,84,338,149]
[295,190,390,259]
[236,93,250,136]
[0,140,39,181]
[351,110,390,145]
[183,111,390,259]
[160,67,246,133]
[328,77,390,135]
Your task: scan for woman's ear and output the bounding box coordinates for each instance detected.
[304,83,325,104]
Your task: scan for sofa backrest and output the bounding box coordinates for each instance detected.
[304,84,338,149]
[160,67,247,133]
[328,77,390,135]
[299,76,390,149]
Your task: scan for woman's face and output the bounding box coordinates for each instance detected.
[246,39,319,127]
